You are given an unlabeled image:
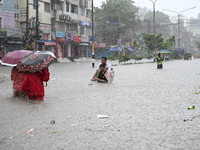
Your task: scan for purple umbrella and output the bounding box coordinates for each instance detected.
[0,50,33,66]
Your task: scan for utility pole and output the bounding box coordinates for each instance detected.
[163,6,196,49]
[35,0,39,51]
[91,0,95,67]
[150,0,157,35]
[25,0,29,46]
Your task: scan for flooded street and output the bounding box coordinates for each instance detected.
[0,59,200,150]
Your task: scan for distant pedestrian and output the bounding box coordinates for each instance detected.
[21,68,50,100]
[156,53,163,69]
[11,66,26,97]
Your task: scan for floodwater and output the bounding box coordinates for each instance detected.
[0,59,200,150]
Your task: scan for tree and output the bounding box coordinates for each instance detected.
[144,11,170,24]
[142,34,175,61]
[195,40,200,51]
[94,0,138,45]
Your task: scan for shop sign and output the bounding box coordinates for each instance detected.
[44,42,56,45]
[39,24,51,33]
[66,30,71,41]
[79,21,96,28]
[56,31,63,38]
[95,43,106,48]
[43,34,49,40]
[56,38,66,42]
[0,30,7,37]
[6,28,22,38]
[88,36,96,41]
[81,35,88,42]
[73,36,81,42]
[31,42,36,49]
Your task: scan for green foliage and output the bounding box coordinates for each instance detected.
[133,56,143,63]
[142,33,164,51]
[119,54,130,63]
[142,34,175,51]
[144,11,170,23]
[195,40,200,51]
[24,45,34,51]
[131,39,140,48]
[146,55,153,60]
[108,55,116,61]
[94,0,138,45]
[135,56,143,61]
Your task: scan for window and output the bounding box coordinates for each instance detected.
[66,2,69,12]
[0,0,3,4]
[0,17,2,29]
[33,0,36,9]
[44,2,50,13]
[57,2,64,11]
[80,27,84,34]
[15,14,19,19]
[71,4,78,14]
[80,8,85,16]
[86,9,91,18]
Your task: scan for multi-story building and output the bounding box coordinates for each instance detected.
[17,0,54,51]
[51,0,94,59]
[0,0,22,56]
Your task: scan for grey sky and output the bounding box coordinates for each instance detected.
[94,0,199,18]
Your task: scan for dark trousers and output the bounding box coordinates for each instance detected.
[157,64,163,69]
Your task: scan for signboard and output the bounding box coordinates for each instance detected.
[56,31,63,38]
[117,39,121,45]
[43,34,49,40]
[88,36,96,41]
[66,30,71,41]
[6,28,22,38]
[81,35,89,42]
[56,38,66,42]
[73,36,81,42]
[39,24,51,33]
[79,21,96,28]
[31,42,36,49]
[95,43,106,48]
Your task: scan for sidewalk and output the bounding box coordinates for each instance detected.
[57,57,93,63]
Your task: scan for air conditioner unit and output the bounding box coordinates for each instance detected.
[59,14,64,20]
[66,15,70,20]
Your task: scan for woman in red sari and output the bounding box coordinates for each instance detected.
[11,66,25,97]
[21,68,50,100]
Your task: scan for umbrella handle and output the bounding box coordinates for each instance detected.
[44,82,47,87]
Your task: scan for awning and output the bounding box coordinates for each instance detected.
[125,46,134,51]
[109,46,118,51]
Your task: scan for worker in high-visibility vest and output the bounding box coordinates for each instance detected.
[156,53,163,69]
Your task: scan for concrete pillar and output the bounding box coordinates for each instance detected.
[68,43,71,57]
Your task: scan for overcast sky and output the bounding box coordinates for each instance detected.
[94,0,199,18]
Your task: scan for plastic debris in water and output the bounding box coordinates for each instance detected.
[97,114,110,119]
[26,129,34,133]
[49,131,58,134]
[51,120,55,124]
[188,105,195,109]
[71,124,79,126]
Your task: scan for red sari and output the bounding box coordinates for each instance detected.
[11,67,25,92]
[21,68,50,100]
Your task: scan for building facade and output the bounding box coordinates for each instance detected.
[51,0,94,59]
[17,0,53,51]
[0,0,22,57]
